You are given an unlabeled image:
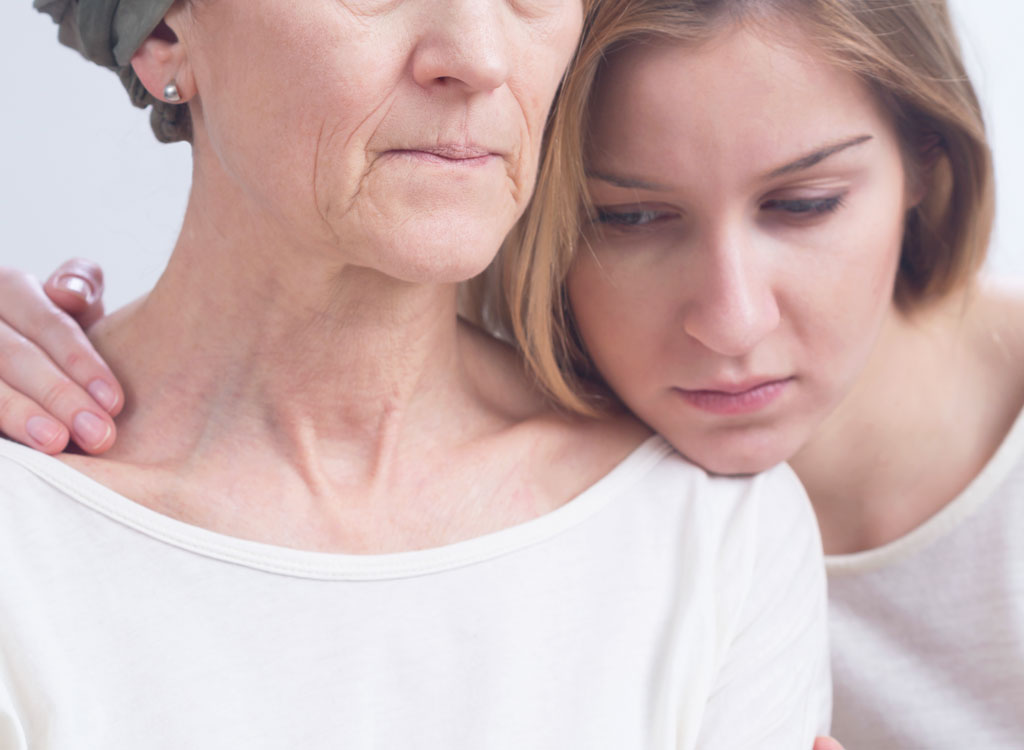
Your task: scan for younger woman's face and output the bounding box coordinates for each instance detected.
[567,24,912,474]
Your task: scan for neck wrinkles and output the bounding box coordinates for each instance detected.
[89,161,479,482]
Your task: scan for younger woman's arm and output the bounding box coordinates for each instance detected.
[0,259,119,454]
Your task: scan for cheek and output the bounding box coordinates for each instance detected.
[194,15,400,232]
[567,259,611,346]
[569,259,626,362]
[314,94,401,226]
[509,18,586,199]
[788,206,904,385]
[568,254,666,386]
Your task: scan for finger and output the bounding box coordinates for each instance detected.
[813,737,845,750]
[0,268,123,417]
[0,380,71,455]
[0,319,118,455]
[44,258,107,329]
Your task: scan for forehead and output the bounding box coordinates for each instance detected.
[586,24,887,181]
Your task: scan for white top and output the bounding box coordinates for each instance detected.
[827,406,1024,749]
[0,436,830,749]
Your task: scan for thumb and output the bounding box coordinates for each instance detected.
[44,258,107,329]
[813,737,845,750]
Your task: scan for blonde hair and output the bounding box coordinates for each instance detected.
[468,0,995,415]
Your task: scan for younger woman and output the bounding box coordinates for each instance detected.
[485,0,1022,745]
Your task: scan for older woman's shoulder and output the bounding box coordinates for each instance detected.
[0,437,60,498]
[0,437,103,562]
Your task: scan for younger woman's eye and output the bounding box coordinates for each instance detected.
[592,208,673,228]
[761,195,845,216]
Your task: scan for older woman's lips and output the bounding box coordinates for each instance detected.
[387,145,498,166]
[674,378,793,416]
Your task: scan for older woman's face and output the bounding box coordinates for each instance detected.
[178,0,583,282]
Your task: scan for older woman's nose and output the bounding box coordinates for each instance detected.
[411,0,512,93]
[681,237,781,357]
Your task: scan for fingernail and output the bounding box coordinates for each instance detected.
[87,379,119,412]
[27,416,63,447]
[72,411,112,449]
[54,275,93,300]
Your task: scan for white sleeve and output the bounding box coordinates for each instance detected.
[0,667,27,750]
[692,464,832,749]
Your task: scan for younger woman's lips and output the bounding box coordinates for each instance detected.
[674,378,793,416]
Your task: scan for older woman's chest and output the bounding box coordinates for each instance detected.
[0,474,730,750]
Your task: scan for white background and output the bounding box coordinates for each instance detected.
[1,1,1022,310]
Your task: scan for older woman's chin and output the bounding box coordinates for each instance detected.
[374,244,501,285]
[314,156,531,284]
[333,202,524,285]
[337,222,508,285]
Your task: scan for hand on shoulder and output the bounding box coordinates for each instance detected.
[0,259,120,454]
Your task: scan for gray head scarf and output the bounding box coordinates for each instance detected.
[34,0,191,143]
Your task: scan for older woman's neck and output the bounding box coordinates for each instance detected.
[87,190,487,475]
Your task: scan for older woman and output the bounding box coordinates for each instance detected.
[0,1,829,747]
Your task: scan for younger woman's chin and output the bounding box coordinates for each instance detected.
[671,430,806,477]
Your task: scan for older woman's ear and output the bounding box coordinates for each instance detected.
[130,19,195,104]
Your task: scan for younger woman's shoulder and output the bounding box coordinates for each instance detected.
[975,276,1024,348]
[973,277,1024,398]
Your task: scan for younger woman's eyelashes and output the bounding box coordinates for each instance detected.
[760,194,846,216]
[592,206,676,228]
[591,192,848,233]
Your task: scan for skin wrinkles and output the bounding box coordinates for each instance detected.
[354,112,514,248]
[311,120,334,242]
[315,3,566,279]
[506,100,537,206]
[336,97,402,215]
[352,110,527,240]
[314,93,402,236]
[187,0,565,283]
[496,6,579,206]
[0,0,614,557]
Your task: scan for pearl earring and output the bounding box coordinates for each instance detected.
[163,81,182,103]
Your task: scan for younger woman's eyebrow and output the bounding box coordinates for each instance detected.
[584,169,671,191]
[585,133,873,190]
[765,134,873,179]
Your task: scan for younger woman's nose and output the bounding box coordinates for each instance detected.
[681,241,781,357]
